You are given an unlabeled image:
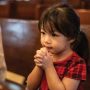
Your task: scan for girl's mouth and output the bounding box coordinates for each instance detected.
[46,47,52,52]
[42,45,53,52]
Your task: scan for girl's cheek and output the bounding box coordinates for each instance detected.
[41,41,44,47]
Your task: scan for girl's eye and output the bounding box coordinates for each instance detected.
[52,33,59,37]
[41,31,45,35]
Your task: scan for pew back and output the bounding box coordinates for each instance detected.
[0,19,41,81]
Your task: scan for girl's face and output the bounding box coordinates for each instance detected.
[40,29,72,55]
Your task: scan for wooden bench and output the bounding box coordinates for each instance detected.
[75,9,90,24]
[0,3,10,18]
[0,19,41,84]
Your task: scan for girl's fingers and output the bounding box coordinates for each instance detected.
[34,54,42,58]
[35,47,48,58]
[36,63,42,67]
[34,58,42,63]
[34,50,44,58]
[34,59,43,67]
[40,47,48,55]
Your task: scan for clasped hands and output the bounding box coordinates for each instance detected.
[34,47,54,70]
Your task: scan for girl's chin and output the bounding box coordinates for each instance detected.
[49,50,61,55]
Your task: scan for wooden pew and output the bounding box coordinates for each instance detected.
[75,9,90,24]
[0,3,10,18]
[15,1,41,19]
[35,4,51,20]
[0,19,41,84]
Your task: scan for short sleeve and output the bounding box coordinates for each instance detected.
[65,59,86,80]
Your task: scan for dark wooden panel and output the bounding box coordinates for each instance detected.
[0,4,10,18]
[16,2,39,19]
[0,19,41,79]
[35,4,52,20]
[68,0,81,8]
[75,9,90,24]
[42,0,60,4]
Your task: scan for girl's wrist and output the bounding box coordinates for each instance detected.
[44,64,54,71]
[35,65,43,71]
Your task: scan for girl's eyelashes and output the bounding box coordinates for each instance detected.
[52,33,59,37]
[41,31,60,37]
[51,32,60,37]
[41,31,45,35]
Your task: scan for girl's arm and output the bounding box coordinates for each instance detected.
[45,65,80,90]
[26,65,43,90]
[34,48,80,90]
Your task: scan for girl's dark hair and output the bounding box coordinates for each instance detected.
[38,3,89,64]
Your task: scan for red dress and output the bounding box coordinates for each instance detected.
[40,52,86,90]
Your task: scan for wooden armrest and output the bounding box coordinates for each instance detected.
[6,71,25,85]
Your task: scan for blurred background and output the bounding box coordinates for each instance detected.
[0,0,90,20]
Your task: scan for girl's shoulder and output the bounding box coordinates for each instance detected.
[65,52,87,81]
[54,51,86,80]
[72,51,86,64]
[54,51,86,66]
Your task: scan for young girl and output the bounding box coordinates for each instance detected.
[26,3,89,90]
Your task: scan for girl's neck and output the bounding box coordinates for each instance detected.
[52,49,73,62]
